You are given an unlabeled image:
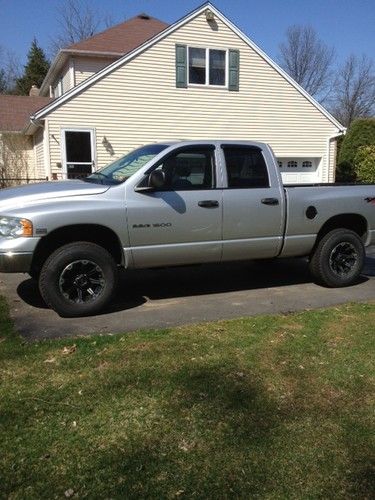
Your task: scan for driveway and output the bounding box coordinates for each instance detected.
[1,247,374,340]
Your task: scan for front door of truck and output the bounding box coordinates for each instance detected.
[126,145,222,268]
[220,144,284,260]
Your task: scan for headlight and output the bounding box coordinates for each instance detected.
[0,216,33,237]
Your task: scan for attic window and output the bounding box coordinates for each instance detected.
[176,45,239,91]
[189,47,226,86]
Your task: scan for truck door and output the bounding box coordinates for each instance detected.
[220,144,284,260]
[125,145,222,268]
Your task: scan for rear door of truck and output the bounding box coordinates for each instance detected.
[220,143,285,260]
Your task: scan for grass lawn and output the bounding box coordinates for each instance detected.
[0,298,374,499]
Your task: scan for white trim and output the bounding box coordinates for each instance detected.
[43,120,52,180]
[60,127,96,178]
[187,46,228,88]
[69,58,75,90]
[32,2,345,130]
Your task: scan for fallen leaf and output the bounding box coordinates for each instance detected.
[62,345,76,355]
[44,357,56,364]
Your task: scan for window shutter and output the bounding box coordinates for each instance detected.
[176,44,187,88]
[228,49,240,91]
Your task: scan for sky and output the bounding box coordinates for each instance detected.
[0,0,374,68]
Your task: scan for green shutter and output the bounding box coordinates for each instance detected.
[175,44,187,88]
[228,49,240,91]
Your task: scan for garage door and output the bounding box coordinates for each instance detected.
[277,157,321,184]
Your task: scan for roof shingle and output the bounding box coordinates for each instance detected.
[66,14,169,55]
[0,95,52,132]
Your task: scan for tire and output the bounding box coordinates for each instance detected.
[309,228,365,287]
[39,242,118,317]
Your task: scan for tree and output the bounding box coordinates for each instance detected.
[330,55,375,127]
[0,69,7,93]
[279,25,335,101]
[0,45,22,93]
[51,0,101,54]
[336,118,375,181]
[14,39,50,95]
[354,145,375,183]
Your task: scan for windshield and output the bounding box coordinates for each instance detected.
[84,144,169,185]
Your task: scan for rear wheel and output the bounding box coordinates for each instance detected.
[39,242,118,317]
[309,228,365,287]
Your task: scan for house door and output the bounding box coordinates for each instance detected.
[62,129,95,179]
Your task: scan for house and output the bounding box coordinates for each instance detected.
[1,2,345,185]
[0,94,51,185]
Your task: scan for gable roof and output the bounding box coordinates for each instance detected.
[67,14,169,55]
[39,14,169,96]
[32,2,344,131]
[0,95,52,132]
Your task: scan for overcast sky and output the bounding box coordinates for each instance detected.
[0,0,374,67]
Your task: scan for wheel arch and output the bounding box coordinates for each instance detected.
[30,224,124,276]
[316,213,367,243]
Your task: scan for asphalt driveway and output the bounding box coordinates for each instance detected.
[1,247,374,340]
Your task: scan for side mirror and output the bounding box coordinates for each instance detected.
[148,170,166,189]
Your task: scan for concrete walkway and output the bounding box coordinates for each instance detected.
[1,247,374,340]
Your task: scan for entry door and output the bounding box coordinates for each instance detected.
[62,129,95,179]
[221,145,284,260]
[126,145,222,268]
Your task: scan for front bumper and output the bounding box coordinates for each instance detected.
[0,252,33,273]
[0,236,40,273]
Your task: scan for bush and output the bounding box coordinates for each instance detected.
[338,118,375,165]
[335,160,357,182]
[354,145,375,183]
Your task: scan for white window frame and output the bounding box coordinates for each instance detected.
[188,47,228,88]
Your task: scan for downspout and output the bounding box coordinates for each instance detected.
[327,130,346,183]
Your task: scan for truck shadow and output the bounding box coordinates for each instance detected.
[16,255,372,315]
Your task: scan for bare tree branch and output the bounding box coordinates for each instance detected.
[50,0,102,55]
[330,54,375,127]
[0,46,22,93]
[279,25,335,101]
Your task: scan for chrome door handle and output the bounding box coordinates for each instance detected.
[261,198,279,206]
[198,200,219,208]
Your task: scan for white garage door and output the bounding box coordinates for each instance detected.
[277,157,322,184]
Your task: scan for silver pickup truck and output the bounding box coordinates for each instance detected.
[0,140,374,317]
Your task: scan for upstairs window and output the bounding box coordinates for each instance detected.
[287,160,298,168]
[176,45,239,90]
[189,47,226,86]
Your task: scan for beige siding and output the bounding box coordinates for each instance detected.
[34,128,45,178]
[0,133,36,183]
[61,61,72,93]
[46,12,340,179]
[74,56,115,86]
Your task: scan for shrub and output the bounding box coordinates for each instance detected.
[338,118,375,165]
[354,145,375,183]
[336,118,375,183]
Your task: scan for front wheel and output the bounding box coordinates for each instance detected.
[39,242,118,317]
[309,228,365,287]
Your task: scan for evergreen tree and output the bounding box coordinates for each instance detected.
[15,39,50,95]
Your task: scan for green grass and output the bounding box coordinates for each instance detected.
[1,298,374,499]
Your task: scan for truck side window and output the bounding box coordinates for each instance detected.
[152,147,215,190]
[223,146,269,188]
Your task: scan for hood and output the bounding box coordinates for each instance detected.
[0,180,110,212]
